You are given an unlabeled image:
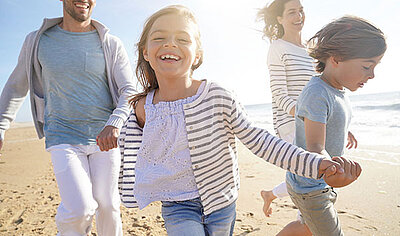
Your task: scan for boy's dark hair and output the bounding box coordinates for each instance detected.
[308,16,387,73]
[257,0,293,40]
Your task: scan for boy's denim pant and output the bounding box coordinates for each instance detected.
[47,144,122,236]
[161,198,236,236]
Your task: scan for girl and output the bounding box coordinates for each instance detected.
[285,16,386,236]
[118,5,359,236]
[257,1,357,233]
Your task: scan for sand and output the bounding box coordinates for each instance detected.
[0,124,399,235]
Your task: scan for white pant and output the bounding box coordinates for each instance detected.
[272,181,289,199]
[273,125,295,199]
[272,128,294,199]
[47,144,122,236]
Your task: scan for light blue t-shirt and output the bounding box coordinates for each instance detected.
[286,76,352,194]
[38,25,114,148]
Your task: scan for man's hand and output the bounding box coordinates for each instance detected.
[96,126,120,152]
[323,156,362,188]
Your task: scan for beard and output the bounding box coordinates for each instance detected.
[63,1,92,22]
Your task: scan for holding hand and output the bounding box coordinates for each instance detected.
[96,125,120,151]
[320,156,362,188]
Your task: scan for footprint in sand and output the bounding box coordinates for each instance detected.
[238,225,261,235]
[337,210,365,220]
[276,202,297,210]
[348,226,362,232]
[240,224,254,232]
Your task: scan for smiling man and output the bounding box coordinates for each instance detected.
[0,0,136,235]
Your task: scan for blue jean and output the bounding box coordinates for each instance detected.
[161,198,236,236]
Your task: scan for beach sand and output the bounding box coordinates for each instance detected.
[0,124,399,235]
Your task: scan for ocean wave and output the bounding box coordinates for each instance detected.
[355,103,400,111]
[346,155,400,166]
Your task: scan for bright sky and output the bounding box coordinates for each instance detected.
[1,0,399,122]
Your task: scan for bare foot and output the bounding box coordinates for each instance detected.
[260,190,277,217]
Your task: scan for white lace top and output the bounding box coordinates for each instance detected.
[133,82,205,209]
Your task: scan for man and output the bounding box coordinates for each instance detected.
[0,0,135,235]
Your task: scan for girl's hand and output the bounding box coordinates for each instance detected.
[319,158,343,178]
[346,131,358,149]
[323,156,362,188]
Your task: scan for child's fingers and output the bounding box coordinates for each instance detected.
[347,138,355,149]
[349,159,356,176]
[331,156,345,170]
[324,164,337,178]
[319,159,341,177]
[347,131,358,149]
[348,142,353,149]
[341,157,351,175]
[355,162,362,177]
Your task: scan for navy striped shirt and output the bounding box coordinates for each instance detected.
[267,39,315,138]
[118,81,324,215]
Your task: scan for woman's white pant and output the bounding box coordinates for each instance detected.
[47,144,122,236]
[272,130,294,199]
[272,181,289,198]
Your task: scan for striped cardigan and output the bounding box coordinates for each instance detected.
[118,81,324,215]
[267,39,315,138]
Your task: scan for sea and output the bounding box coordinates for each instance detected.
[244,91,400,166]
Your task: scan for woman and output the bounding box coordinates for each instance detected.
[258,0,314,235]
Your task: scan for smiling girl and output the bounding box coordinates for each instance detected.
[118,5,361,236]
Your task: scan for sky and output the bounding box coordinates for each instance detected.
[1,0,399,122]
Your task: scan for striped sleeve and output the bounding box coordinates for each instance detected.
[118,112,141,208]
[228,95,323,179]
[267,45,296,115]
[118,118,127,155]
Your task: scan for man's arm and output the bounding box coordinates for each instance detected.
[0,33,33,150]
[96,37,136,151]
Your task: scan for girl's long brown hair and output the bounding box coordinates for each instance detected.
[129,5,204,107]
[308,16,387,73]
